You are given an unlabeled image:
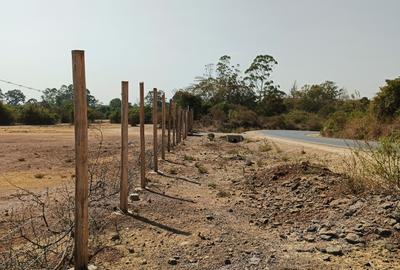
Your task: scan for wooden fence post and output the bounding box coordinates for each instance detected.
[152,88,158,172]
[177,107,181,144]
[183,109,187,140]
[139,82,146,188]
[167,99,172,152]
[172,101,176,147]
[120,81,129,212]
[71,50,88,270]
[161,94,166,160]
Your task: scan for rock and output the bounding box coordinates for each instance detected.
[307,224,318,232]
[304,235,316,242]
[325,246,343,256]
[376,228,392,238]
[249,255,261,265]
[225,134,244,143]
[140,259,147,265]
[345,233,362,244]
[129,193,140,202]
[245,159,254,166]
[207,133,215,141]
[380,202,394,209]
[168,258,178,265]
[393,223,400,231]
[386,218,398,226]
[322,255,331,261]
[128,247,134,253]
[345,201,363,217]
[111,233,120,241]
[224,259,232,265]
[319,230,338,241]
[206,214,214,221]
[296,246,315,253]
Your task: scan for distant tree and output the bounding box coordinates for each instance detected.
[173,90,204,119]
[372,77,400,119]
[257,88,287,116]
[109,98,121,111]
[244,55,278,100]
[0,103,16,125]
[145,90,164,109]
[5,89,25,105]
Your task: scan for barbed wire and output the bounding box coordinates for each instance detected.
[0,79,46,94]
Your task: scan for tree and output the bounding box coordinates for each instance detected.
[145,90,164,109]
[244,55,278,100]
[0,103,16,125]
[257,87,287,116]
[173,90,204,119]
[0,88,5,103]
[5,89,25,105]
[373,77,400,119]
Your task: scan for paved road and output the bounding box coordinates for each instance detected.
[257,130,375,149]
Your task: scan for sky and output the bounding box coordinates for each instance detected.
[0,0,399,104]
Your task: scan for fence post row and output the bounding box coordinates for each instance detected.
[120,81,129,213]
[161,94,166,160]
[70,50,197,269]
[153,88,158,172]
[71,50,89,270]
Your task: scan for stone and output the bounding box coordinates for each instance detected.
[393,223,400,231]
[245,159,254,166]
[345,201,363,217]
[307,224,318,232]
[224,259,232,265]
[140,259,147,265]
[387,218,398,226]
[206,214,214,221]
[168,257,178,265]
[249,255,261,265]
[129,193,140,202]
[376,228,392,238]
[111,233,120,241]
[207,133,215,141]
[225,134,244,143]
[345,233,362,244]
[325,246,343,256]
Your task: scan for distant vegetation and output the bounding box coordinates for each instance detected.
[1,55,399,140]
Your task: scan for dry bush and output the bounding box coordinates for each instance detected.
[341,136,400,194]
[0,127,139,270]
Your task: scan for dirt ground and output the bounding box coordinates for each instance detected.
[1,125,399,269]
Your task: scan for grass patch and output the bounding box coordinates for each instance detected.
[168,167,177,175]
[207,182,217,189]
[258,140,272,152]
[195,162,208,174]
[216,190,230,198]
[184,154,196,161]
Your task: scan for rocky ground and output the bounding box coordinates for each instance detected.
[91,133,400,269]
[1,125,399,269]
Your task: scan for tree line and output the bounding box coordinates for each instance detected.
[1,54,399,140]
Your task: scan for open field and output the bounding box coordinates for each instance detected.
[1,125,399,269]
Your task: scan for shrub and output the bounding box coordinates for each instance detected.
[0,103,16,125]
[109,110,121,124]
[129,106,140,126]
[228,106,259,128]
[19,103,58,125]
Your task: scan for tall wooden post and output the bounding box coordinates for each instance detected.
[152,88,158,172]
[139,82,146,188]
[176,106,181,144]
[190,109,194,132]
[180,108,183,142]
[183,109,187,140]
[161,94,166,160]
[173,102,177,145]
[120,81,129,212]
[167,99,172,152]
[71,50,88,270]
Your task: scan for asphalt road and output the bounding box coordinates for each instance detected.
[257,130,375,149]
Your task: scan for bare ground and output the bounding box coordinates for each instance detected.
[0,125,399,269]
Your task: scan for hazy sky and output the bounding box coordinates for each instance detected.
[0,0,399,103]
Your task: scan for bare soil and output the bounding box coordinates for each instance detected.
[1,125,399,269]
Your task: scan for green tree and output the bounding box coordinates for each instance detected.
[0,103,16,125]
[5,89,25,105]
[244,55,278,100]
[257,88,287,116]
[372,77,400,119]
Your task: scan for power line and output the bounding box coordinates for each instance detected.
[0,79,46,93]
